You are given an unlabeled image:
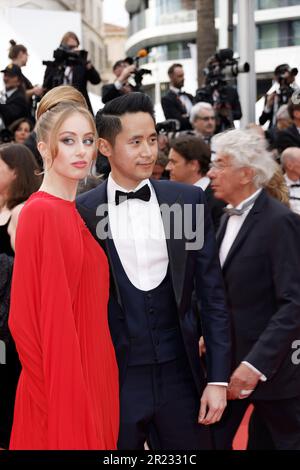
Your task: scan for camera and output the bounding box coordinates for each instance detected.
[124,49,152,91]
[275,65,298,106]
[42,46,89,89]
[156,119,180,134]
[195,48,248,130]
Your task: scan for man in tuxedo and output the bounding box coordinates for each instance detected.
[206,129,300,450]
[161,64,194,131]
[77,92,231,450]
[0,64,30,128]
[166,133,225,231]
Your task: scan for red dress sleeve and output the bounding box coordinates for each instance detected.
[9,199,99,449]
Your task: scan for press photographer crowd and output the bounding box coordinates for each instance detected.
[1,32,300,452]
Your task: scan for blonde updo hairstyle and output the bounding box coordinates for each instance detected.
[36,85,97,164]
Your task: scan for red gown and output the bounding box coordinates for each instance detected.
[8,191,119,450]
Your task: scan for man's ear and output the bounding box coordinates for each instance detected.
[97,138,112,158]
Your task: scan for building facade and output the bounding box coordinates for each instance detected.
[0,0,105,95]
[102,23,127,85]
[125,0,300,108]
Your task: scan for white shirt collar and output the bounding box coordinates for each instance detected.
[226,188,262,211]
[170,86,182,95]
[284,173,300,186]
[107,173,151,204]
[5,88,18,98]
[194,176,210,191]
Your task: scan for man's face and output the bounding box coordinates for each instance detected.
[207,153,246,203]
[65,37,79,51]
[288,152,300,178]
[103,112,158,189]
[166,148,198,184]
[114,62,127,78]
[193,109,216,137]
[3,73,21,90]
[171,67,185,89]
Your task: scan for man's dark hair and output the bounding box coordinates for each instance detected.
[169,134,211,175]
[96,92,156,144]
[168,63,183,77]
[113,60,125,72]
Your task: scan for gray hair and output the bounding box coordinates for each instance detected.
[212,129,277,188]
[281,147,300,168]
[190,102,214,125]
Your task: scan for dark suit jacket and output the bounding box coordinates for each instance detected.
[101,83,136,104]
[275,124,300,153]
[204,184,225,232]
[0,88,30,127]
[43,63,101,114]
[217,190,300,400]
[77,179,231,392]
[161,90,194,130]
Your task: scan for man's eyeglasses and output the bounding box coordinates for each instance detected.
[209,161,235,171]
[196,116,216,122]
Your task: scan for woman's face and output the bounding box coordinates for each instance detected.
[43,112,96,182]
[18,51,28,66]
[0,157,16,197]
[14,121,31,144]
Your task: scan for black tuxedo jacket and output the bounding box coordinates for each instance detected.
[161,90,194,130]
[77,179,231,392]
[275,124,300,153]
[217,190,300,400]
[0,88,30,127]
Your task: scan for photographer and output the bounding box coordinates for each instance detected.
[194,50,243,132]
[42,32,101,114]
[102,60,137,104]
[259,64,299,129]
[161,64,194,131]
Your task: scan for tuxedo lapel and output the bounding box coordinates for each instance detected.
[151,180,188,308]
[77,181,123,308]
[216,213,229,249]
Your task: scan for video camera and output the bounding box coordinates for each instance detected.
[156,119,180,135]
[195,48,249,105]
[125,49,152,91]
[42,46,89,88]
[275,64,298,106]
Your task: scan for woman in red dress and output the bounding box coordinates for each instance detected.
[8,87,119,450]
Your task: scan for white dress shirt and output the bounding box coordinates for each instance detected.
[219,188,267,382]
[194,176,210,191]
[284,174,300,216]
[107,175,168,291]
[107,175,226,386]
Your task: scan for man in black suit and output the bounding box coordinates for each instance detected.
[43,31,101,114]
[102,60,136,104]
[0,64,30,128]
[275,101,300,153]
[161,63,194,131]
[166,133,225,231]
[206,129,300,450]
[77,92,231,450]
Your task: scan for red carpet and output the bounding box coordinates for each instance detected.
[233,405,254,450]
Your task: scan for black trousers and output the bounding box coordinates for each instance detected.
[211,395,300,450]
[117,357,212,450]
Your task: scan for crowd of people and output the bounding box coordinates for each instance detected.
[1,32,300,452]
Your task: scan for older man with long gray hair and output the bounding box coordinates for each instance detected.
[205,129,300,450]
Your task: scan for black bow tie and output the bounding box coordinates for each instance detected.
[115,184,151,206]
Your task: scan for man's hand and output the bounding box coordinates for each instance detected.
[119,64,136,83]
[198,384,227,425]
[227,363,260,400]
[199,336,206,357]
